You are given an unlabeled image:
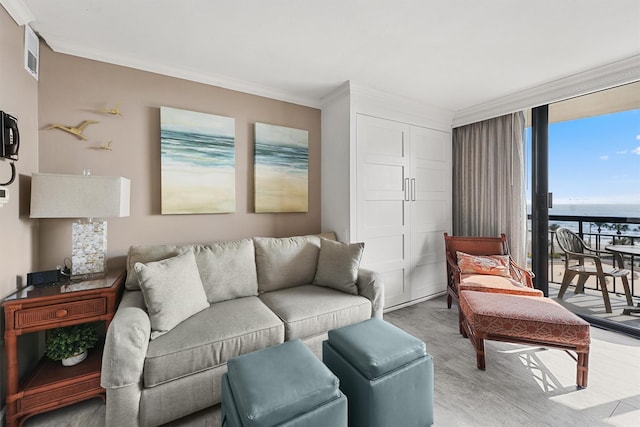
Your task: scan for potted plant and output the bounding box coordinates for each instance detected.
[45,324,99,366]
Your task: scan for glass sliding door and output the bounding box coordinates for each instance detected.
[527,81,640,337]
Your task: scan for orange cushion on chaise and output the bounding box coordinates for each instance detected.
[459,274,543,297]
[459,291,590,347]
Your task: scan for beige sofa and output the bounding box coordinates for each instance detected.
[101,233,384,427]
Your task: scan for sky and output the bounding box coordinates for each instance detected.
[161,106,235,137]
[526,108,640,205]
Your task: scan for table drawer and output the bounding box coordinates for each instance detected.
[15,298,107,329]
[18,377,103,412]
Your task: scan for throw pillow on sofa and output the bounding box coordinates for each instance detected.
[456,251,511,277]
[125,240,259,302]
[134,250,210,340]
[125,245,186,290]
[313,238,364,295]
[254,235,322,292]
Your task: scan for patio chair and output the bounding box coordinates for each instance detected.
[443,233,539,310]
[554,227,633,313]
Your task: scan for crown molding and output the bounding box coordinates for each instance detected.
[321,81,454,131]
[0,0,34,25]
[47,38,323,109]
[349,82,455,130]
[320,81,351,108]
[453,54,640,127]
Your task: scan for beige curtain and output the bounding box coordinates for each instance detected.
[452,112,527,265]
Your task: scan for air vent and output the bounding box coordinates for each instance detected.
[24,25,39,80]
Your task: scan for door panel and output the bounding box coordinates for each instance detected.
[410,230,447,299]
[362,201,405,234]
[380,268,408,308]
[409,126,451,300]
[360,234,408,307]
[356,115,451,308]
[356,114,410,305]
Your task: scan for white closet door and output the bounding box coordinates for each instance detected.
[356,114,411,307]
[409,126,451,299]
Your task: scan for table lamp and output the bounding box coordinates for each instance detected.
[30,172,131,279]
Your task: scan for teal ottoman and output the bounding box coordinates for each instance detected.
[221,339,347,427]
[323,318,434,427]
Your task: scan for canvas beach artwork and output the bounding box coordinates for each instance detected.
[254,123,309,213]
[161,106,236,214]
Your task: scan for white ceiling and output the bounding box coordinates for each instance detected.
[12,0,640,113]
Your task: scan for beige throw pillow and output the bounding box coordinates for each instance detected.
[134,250,209,340]
[254,235,322,292]
[313,238,364,295]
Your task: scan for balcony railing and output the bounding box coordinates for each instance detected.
[528,214,640,297]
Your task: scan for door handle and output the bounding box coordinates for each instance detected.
[404,178,410,201]
[411,178,416,201]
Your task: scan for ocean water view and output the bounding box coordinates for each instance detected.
[527,203,640,239]
[254,122,309,213]
[161,128,235,169]
[160,106,236,214]
[254,140,308,174]
[546,203,640,219]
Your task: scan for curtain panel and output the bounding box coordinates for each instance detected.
[452,112,527,265]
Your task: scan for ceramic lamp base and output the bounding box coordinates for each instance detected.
[72,220,107,278]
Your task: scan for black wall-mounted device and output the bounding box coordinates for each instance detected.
[1,110,19,186]
[27,270,62,288]
[1,111,19,161]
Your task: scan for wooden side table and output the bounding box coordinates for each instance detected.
[2,270,125,427]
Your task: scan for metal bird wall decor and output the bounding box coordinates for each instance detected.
[100,104,122,116]
[91,141,113,151]
[46,120,99,140]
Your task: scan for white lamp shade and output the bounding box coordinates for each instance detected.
[30,173,131,218]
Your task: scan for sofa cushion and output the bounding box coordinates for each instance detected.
[259,285,371,340]
[313,238,364,295]
[459,274,544,297]
[134,251,210,340]
[254,235,323,292]
[125,239,259,302]
[144,296,284,388]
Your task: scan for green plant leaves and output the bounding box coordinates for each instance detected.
[45,324,99,361]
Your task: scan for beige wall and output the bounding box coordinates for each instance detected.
[37,47,321,271]
[0,8,39,299]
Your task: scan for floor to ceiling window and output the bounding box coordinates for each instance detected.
[526,81,640,337]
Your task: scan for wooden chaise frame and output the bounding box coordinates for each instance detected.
[443,233,534,308]
[458,294,590,389]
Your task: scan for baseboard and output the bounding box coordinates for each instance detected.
[384,291,447,313]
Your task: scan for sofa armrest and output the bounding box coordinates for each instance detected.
[101,290,151,389]
[356,268,385,318]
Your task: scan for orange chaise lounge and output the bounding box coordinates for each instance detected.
[443,233,543,310]
[444,233,591,388]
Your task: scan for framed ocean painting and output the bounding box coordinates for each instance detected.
[160,106,236,214]
[254,123,308,213]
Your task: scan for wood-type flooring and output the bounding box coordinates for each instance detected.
[23,295,640,427]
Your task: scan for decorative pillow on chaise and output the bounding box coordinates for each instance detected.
[313,238,364,295]
[456,251,511,277]
[134,250,209,340]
